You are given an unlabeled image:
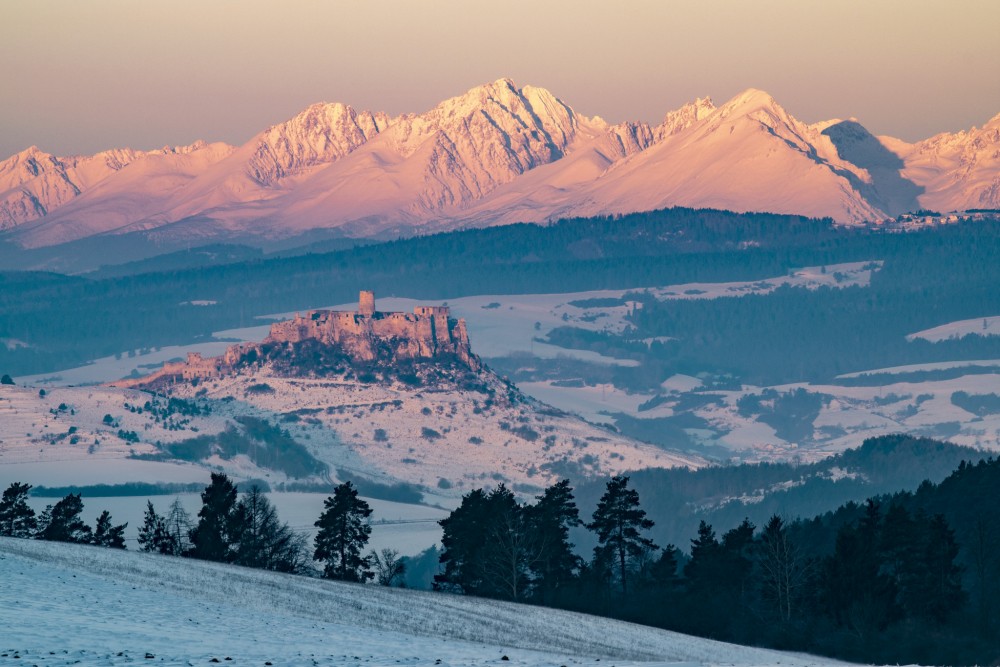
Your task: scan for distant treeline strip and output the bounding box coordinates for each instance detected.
[31,482,207,497]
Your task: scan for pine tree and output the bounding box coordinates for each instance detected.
[436,488,491,594]
[137,501,173,553]
[526,479,582,603]
[478,485,533,600]
[878,502,921,615]
[313,481,373,582]
[651,543,681,590]
[189,473,239,562]
[37,493,91,543]
[915,513,965,623]
[588,475,657,597]
[684,520,728,601]
[823,500,898,636]
[233,485,306,572]
[92,510,127,549]
[686,521,720,573]
[0,482,37,537]
[719,518,756,608]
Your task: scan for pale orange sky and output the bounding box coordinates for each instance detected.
[2,0,999,158]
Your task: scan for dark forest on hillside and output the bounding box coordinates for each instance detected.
[5,208,998,378]
[430,445,1000,666]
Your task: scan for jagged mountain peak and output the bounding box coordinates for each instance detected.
[0,146,57,178]
[656,96,717,139]
[13,145,47,159]
[246,101,391,185]
[361,78,603,211]
[425,78,589,137]
[713,88,797,127]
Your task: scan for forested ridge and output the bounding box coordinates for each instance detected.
[572,434,986,549]
[430,447,1000,666]
[5,208,998,377]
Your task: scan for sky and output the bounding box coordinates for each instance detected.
[2,0,999,158]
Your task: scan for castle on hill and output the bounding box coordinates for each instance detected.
[265,291,479,370]
[115,291,480,387]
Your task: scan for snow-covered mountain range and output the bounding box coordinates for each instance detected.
[2,78,998,248]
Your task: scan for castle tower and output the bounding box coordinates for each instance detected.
[359,290,375,317]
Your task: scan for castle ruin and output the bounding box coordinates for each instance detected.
[115,291,480,388]
[265,291,479,370]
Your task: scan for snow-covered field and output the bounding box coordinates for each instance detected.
[316,261,879,362]
[158,371,700,491]
[1,361,702,509]
[837,358,1000,378]
[906,315,1000,342]
[18,325,271,387]
[0,538,856,667]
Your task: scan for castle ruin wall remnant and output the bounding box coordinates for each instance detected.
[359,290,376,317]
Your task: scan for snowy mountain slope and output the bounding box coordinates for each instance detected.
[8,142,236,247]
[1,342,703,497]
[884,111,1000,213]
[141,365,703,492]
[0,383,228,465]
[149,102,393,233]
[0,145,150,231]
[264,79,609,236]
[439,121,655,228]
[907,314,1000,342]
[0,538,856,666]
[554,90,885,224]
[3,80,998,249]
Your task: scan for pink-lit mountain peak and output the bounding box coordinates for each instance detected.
[2,80,999,247]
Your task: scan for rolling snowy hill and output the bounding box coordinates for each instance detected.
[2,79,998,251]
[0,538,857,666]
[0,342,702,499]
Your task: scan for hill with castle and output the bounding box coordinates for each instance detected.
[2,292,702,496]
[117,291,481,390]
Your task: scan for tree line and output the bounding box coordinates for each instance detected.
[431,464,999,666]
[0,474,404,586]
[0,483,127,548]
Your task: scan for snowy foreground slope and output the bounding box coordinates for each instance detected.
[0,538,857,667]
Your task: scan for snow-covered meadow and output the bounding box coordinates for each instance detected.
[907,315,1000,342]
[0,538,857,667]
